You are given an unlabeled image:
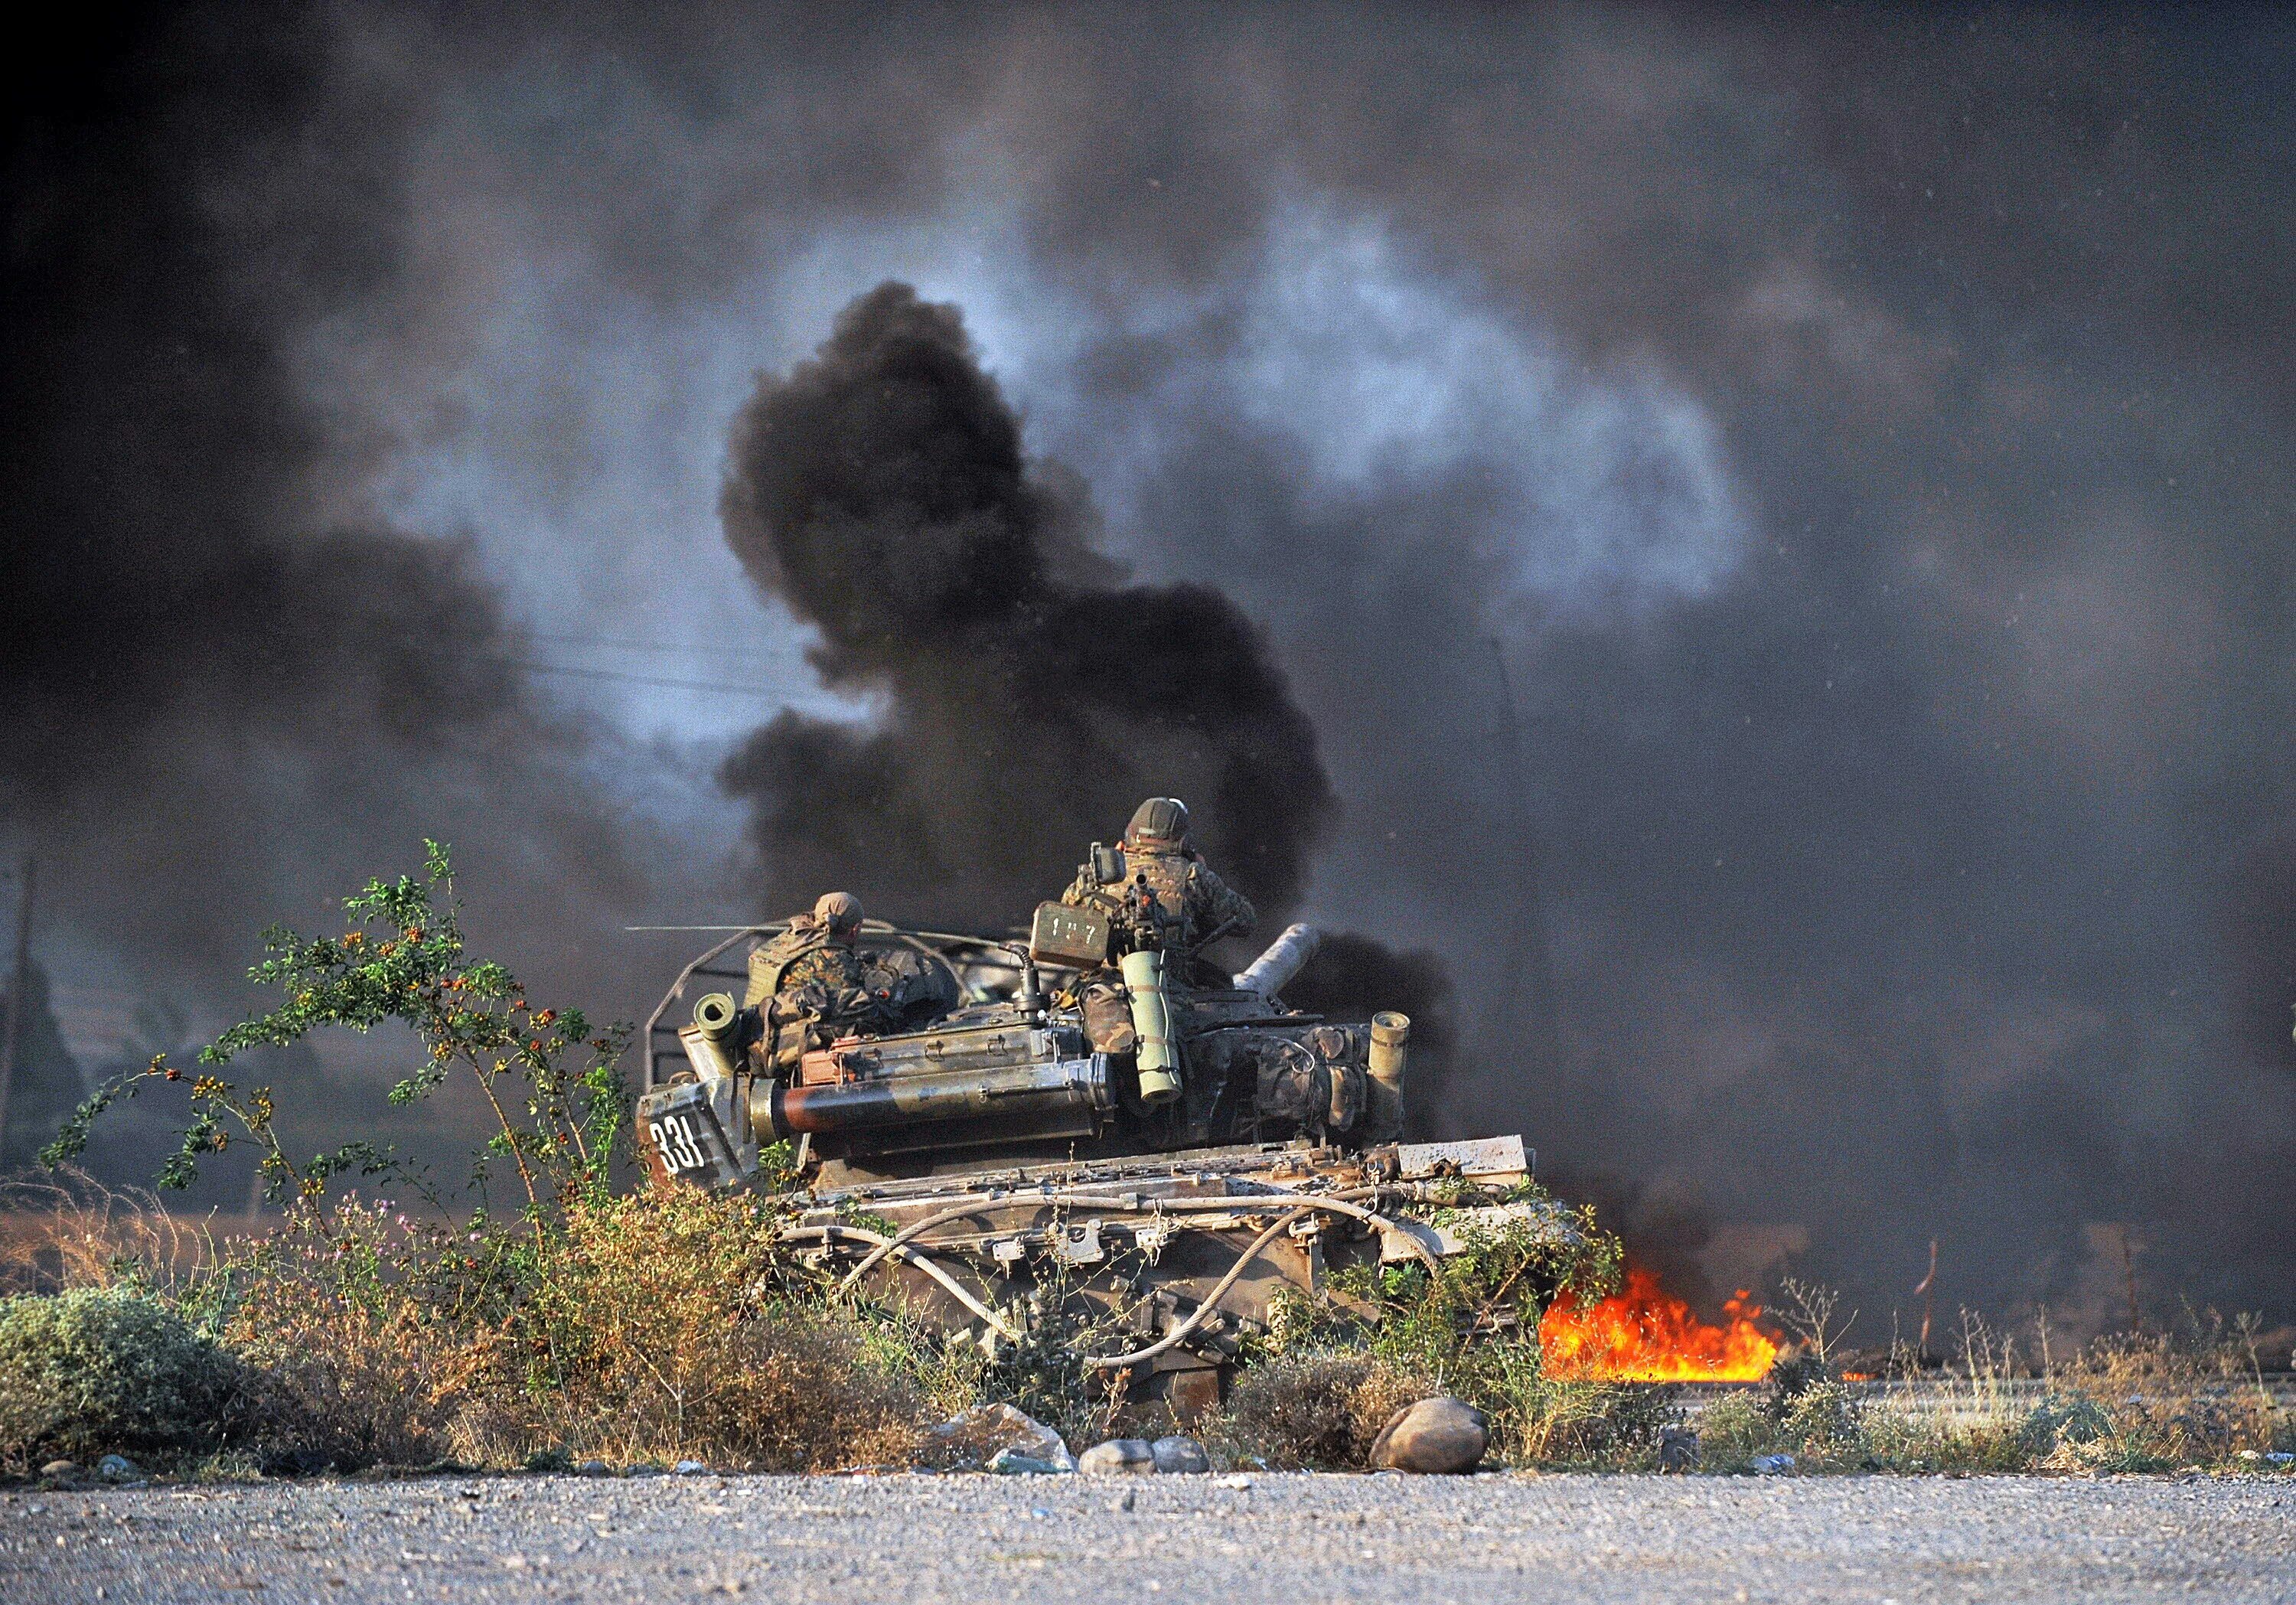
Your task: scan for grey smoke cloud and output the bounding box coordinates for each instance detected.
[1029,197,1752,612]
[8,4,2293,1323]
[0,6,723,1184]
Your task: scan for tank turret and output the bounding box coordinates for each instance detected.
[641,918,1414,1185]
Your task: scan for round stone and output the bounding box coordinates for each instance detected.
[1368,1397,1489,1474]
[1078,1438,1158,1476]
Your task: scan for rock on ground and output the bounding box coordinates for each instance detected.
[1151,1435,1211,1473]
[1079,1440,1157,1476]
[931,1402,1077,1473]
[1369,1396,1489,1473]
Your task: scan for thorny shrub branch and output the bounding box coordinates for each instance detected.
[42,841,631,1234]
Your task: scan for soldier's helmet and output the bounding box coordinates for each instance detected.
[1124,797,1190,849]
[813,891,864,939]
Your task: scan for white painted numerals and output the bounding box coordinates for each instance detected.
[648,1114,709,1173]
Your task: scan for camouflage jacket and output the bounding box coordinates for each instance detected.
[1062,845,1255,952]
[748,929,894,1044]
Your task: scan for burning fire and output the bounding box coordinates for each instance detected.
[1540,1266,1781,1382]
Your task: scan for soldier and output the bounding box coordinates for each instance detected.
[745,892,895,1071]
[861,945,960,1032]
[1063,797,1256,957]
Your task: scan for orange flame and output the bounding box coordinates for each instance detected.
[1539,1265,1781,1382]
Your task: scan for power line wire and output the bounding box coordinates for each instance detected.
[507,628,803,664]
[494,659,787,696]
[252,617,803,667]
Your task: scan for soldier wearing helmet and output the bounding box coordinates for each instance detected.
[745,891,894,1071]
[1063,797,1257,958]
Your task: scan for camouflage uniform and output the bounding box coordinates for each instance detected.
[1064,844,1255,953]
[775,941,885,1038]
[745,893,895,1064]
[1060,798,1257,954]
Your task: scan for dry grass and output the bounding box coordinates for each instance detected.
[454,1189,934,1471]
[1,1169,2287,1479]
[2041,1321,2288,1472]
[0,1182,947,1476]
[1215,1352,1430,1469]
[1689,1309,2293,1476]
[215,1201,480,1471]
[0,1169,224,1298]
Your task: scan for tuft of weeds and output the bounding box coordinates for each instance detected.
[0,1169,221,1300]
[0,1286,244,1470]
[2042,1313,2289,1472]
[1213,1351,1429,1469]
[1519,1378,1681,1468]
[1690,1390,1774,1470]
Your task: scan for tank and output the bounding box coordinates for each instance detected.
[635,905,1570,1412]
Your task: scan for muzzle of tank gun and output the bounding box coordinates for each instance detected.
[1368,1010,1411,1088]
[677,991,741,1085]
[675,991,756,1150]
[1231,922,1322,999]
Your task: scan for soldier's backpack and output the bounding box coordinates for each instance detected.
[745,924,835,1072]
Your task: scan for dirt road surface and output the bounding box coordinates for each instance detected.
[2,1471,2290,1603]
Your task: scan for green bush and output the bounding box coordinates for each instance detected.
[1691,1390,1778,1470]
[1778,1378,1863,1458]
[0,1287,242,1468]
[2017,1392,2112,1458]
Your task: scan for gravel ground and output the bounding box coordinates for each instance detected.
[2,1471,2291,1604]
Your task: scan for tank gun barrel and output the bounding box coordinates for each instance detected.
[755,1054,1111,1140]
[1232,922,1320,998]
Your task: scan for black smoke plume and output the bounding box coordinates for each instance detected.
[0,8,677,1189]
[0,8,663,958]
[719,282,1336,933]
[4,10,504,793]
